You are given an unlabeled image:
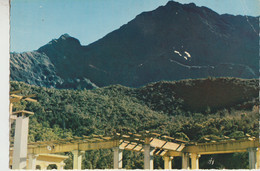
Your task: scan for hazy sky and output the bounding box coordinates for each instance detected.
[10,0,260,52]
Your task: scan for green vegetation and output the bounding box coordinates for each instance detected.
[10,77,259,169]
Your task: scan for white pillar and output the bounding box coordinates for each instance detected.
[144,144,153,169]
[72,150,84,170]
[190,153,200,170]
[257,150,260,169]
[41,163,48,170]
[113,147,123,169]
[182,153,190,169]
[12,114,29,169]
[27,154,38,170]
[248,148,258,169]
[58,162,66,170]
[163,156,173,169]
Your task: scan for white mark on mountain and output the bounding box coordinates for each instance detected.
[174,50,182,56]
[184,51,191,58]
[89,64,107,73]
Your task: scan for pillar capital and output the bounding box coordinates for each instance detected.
[189,153,201,159]
[163,156,174,160]
[12,110,34,118]
[79,150,85,155]
[163,156,173,170]
[60,161,66,167]
[144,137,151,144]
[112,146,124,151]
[247,147,258,152]
[57,162,66,170]
[72,150,85,155]
[28,153,39,158]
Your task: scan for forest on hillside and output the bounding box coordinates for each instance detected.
[10,77,259,169]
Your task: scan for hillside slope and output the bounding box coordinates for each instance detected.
[10,77,259,169]
[10,1,259,88]
[10,77,258,137]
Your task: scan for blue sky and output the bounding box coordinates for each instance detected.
[10,0,260,52]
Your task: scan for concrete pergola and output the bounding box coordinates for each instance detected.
[181,137,260,169]
[10,153,68,170]
[9,131,260,170]
[10,131,187,170]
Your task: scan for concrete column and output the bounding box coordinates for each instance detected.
[12,114,29,169]
[182,153,190,169]
[163,156,173,169]
[57,162,66,170]
[72,150,84,170]
[190,153,200,170]
[144,144,154,169]
[257,150,260,169]
[113,147,123,169]
[248,147,258,169]
[27,154,38,170]
[40,163,49,170]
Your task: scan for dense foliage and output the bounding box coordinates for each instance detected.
[10,77,259,169]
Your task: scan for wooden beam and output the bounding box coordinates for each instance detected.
[120,137,145,144]
[10,94,37,103]
[183,138,260,155]
[10,94,23,99]
[124,143,138,150]
[133,145,143,151]
[10,90,22,94]
[28,140,120,154]
[24,94,36,98]
[176,143,186,151]
[150,138,181,151]
[10,98,22,103]
[164,150,182,157]
[36,154,69,163]
[79,140,120,151]
[12,110,34,116]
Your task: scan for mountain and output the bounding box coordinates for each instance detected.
[10,1,259,88]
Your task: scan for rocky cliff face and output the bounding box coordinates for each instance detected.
[10,1,259,89]
[10,49,98,89]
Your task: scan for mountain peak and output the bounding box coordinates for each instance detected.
[59,33,72,40]
[165,0,181,6]
[37,33,81,54]
[165,1,197,9]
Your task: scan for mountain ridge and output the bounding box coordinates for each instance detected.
[10,1,259,89]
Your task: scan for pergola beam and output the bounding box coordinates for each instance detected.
[183,138,260,155]
[26,140,120,154]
